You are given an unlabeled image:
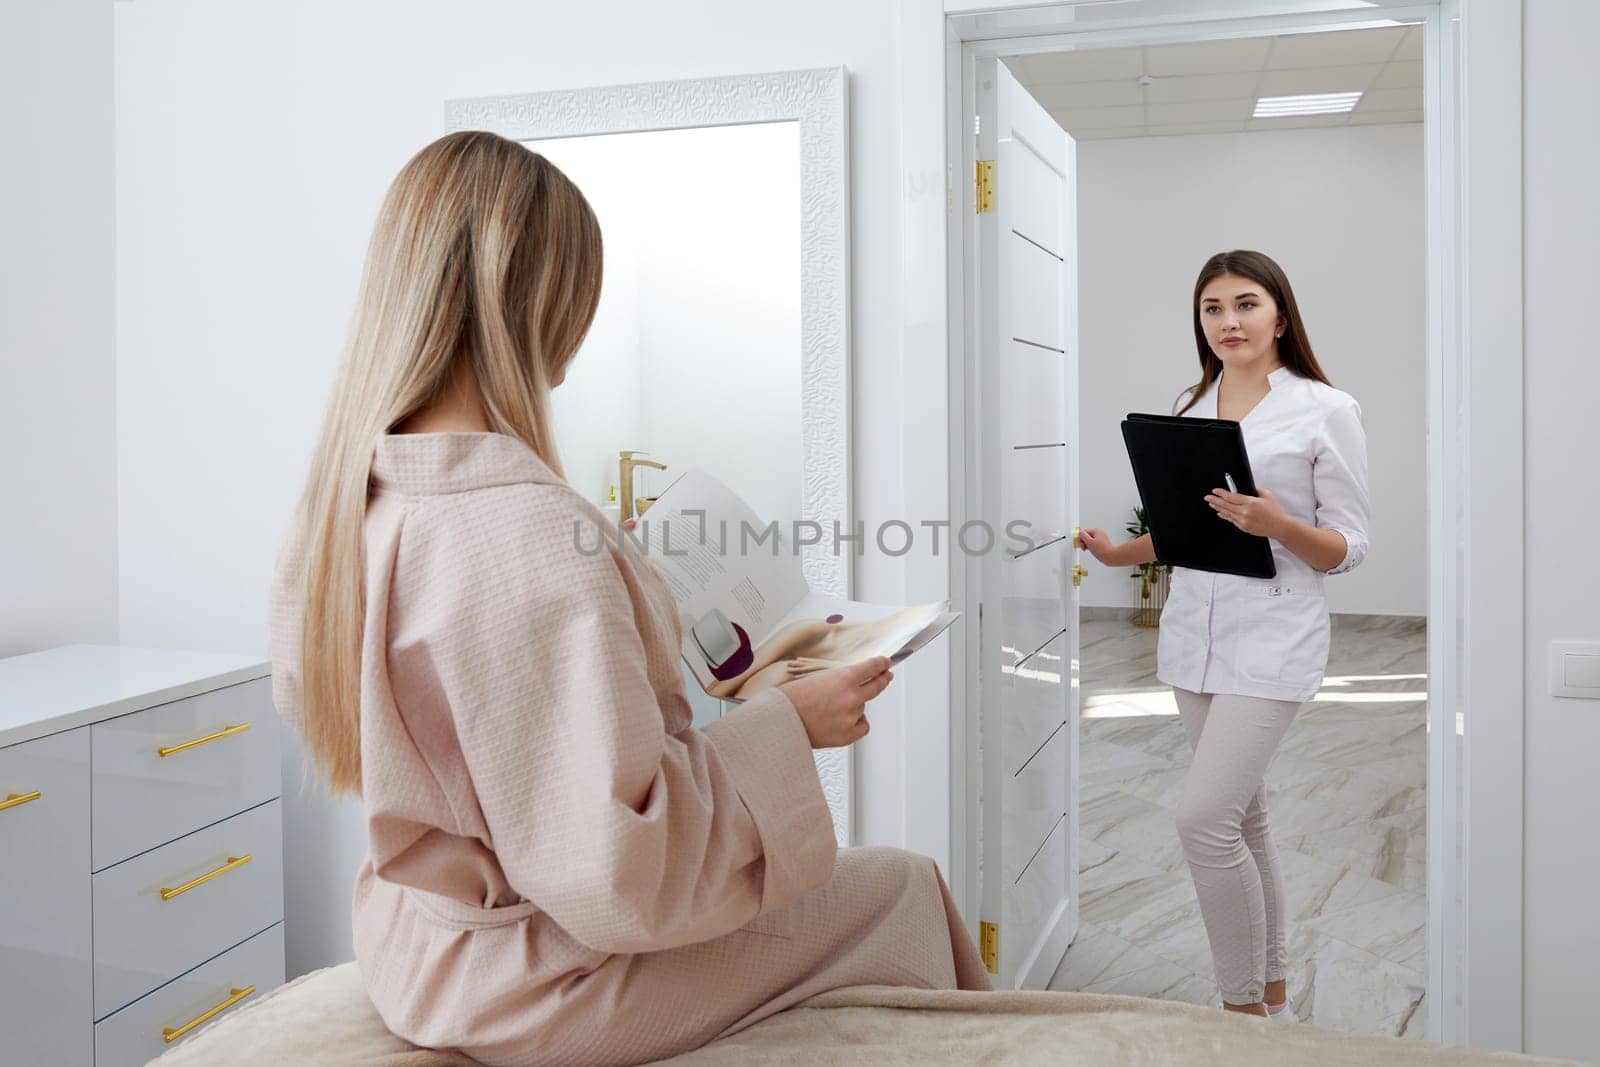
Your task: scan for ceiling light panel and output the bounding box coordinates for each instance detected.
[1253,91,1363,117]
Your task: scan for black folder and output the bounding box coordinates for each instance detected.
[1120,412,1277,579]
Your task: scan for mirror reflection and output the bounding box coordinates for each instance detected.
[526,122,802,527]
[525,121,802,724]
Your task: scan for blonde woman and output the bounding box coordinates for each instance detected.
[268,132,988,1067]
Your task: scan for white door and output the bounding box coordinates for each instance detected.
[974,57,1080,989]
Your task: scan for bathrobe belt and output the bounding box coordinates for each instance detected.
[403,885,540,931]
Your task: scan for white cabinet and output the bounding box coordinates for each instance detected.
[0,645,281,1064]
[0,728,94,1067]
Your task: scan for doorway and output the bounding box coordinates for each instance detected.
[999,25,1426,1036]
[912,0,1526,1051]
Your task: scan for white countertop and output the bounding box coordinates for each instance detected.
[0,645,271,749]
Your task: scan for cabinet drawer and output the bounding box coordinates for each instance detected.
[94,921,284,1067]
[0,729,93,1067]
[94,799,283,1019]
[92,676,279,870]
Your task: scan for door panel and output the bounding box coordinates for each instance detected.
[1006,140,1067,258]
[1004,238,1067,351]
[1003,629,1070,779]
[1000,340,1067,448]
[977,56,1081,989]
[1002,444,1069,549]
[999,539,1069,672]
[1003,811,1070,982]
[1004,723,1068,886]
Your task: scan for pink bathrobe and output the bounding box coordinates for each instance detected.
[269,431,989,1067]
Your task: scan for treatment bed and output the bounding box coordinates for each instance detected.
[147,960,1577,1066]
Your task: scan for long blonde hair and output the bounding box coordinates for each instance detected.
[285,130,602,794]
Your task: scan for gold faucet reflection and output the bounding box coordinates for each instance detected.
[618,450,667,522]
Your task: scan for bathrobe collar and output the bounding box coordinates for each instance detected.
[370,431,564,496]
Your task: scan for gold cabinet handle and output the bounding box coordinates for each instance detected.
[163,985,256,1043]
[157,722,251,758]
[1,790,42,812]
[160,854,253,901]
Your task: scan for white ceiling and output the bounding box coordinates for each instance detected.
[1006,24,1424,140]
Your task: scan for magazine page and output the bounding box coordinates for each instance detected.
[893,609,963,663]
[630,468,811,694]
[701,592,959,704]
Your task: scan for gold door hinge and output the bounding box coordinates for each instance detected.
[979,920,999,973]
[975,160,995,213]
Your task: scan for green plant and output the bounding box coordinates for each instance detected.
[1125,506,1172,596]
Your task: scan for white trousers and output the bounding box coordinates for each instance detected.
[1172,687,1300,1005]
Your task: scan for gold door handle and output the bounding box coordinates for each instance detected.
[163,985,256,1043]
[1072,564,1089,587]
[161,854,254,901]
[1072,526,1082,549]
[157,722,250,758]
[1,790,42,812]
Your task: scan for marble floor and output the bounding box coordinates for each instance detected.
[1048,613,1429,1037]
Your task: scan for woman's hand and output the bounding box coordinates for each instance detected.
[1205,486,1289,538]
[779,656,892,749]
[1078,528,1121,565]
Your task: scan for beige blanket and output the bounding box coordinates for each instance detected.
[150,962,1576,1067]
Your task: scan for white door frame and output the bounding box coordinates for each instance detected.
[894,0,1523,1051]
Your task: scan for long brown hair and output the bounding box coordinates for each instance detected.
[1175,249,1331,415]
[282,130,603,794]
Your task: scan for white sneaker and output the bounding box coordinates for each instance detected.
[1266,1000,1294,1022]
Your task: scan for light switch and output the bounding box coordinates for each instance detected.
[1567,654,1600,689]
[1550,642,1600,699]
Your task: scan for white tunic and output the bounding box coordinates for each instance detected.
[1155,365,1371,703]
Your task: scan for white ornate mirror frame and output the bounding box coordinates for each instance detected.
[445,67,854,843]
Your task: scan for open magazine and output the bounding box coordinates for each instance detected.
[629,468,959,703]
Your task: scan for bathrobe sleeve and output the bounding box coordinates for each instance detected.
[386,484,838,955]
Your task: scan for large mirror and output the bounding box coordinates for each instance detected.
[446,68,852,840]
[530,122,802,539]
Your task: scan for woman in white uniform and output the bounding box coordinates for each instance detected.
[1079,250,1370,1020]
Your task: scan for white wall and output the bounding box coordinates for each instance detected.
[113,0,901,978]
[1075,123,1426,617]
[1521,1,1600,1058]
[0,0,117,657]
